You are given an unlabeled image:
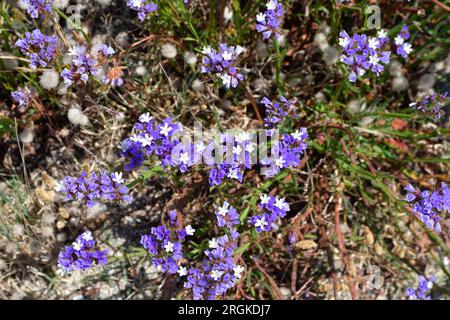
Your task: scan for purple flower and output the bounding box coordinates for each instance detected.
[15,29,58,69]
[409,92,448,120]
[338,30,391,82]
[261,96,297,128]
[256,0,284,40]
[201,44,245,89]
[22,0,53,19]
[57,170,132,208]
[395,25,413,58]
[127,0,158,22]
[404,182,449,233]
[249,194,290,232]
[57,231,109,273]
[405,275,435,300]
[215,201,240,230]
[11,87,33,110]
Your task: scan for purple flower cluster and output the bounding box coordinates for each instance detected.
[15,29,58,69]
[261,96,297,128]
[61,44,115,87]
[58,171,132,208]
[260,127,308,177]
[201,44,245,89]
[338,30,391,82]
[119,114,184,171]
[22,0,53,19]
[127,0,158,22]
[140,212,194,274]
[215,201,240,229]
[409,92,448,120]
[11,87,33,110]
[57,231,108,273]
[248,194,290,232]
[405,182,449,233]
[256,0,284,40]
[395,25,413,58]
[405,275,435,300]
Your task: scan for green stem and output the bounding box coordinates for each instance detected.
[273,39,284,95]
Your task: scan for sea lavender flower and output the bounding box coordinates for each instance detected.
[61,44,115,87]
[140,211,193,274]
[248,193,290,232]
[215,202,240,229]
[201,44,245,89]
[184,232,244,300]
[404,182,449,233]
[57,170,132,207]
[338,30,391,82]
[57,231,108,273]
[409,92,448,120]
[22,0,53,19]
[395,25,413,58]
[15,29,59,69]
[11,87,33,110]
[261,127,309,177]
[256,0,284,40]
[119,115,185,171]
[405,275,435,300]
[261,96,297,128]
[127,0,158,22]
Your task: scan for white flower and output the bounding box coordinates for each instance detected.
[266,0,277,10]
[139,112,153,123]
[275,156,285,168]
[275,197,288,210]
[164,241,174,253]
[130,134,141,142]
[291,130,303,140]
[403,43,413,55]
[233,144,242,155]
[177,266,188,276]
[209,238,219,249]
[81,231,93,241]
[255,216,268,229]
[245,142,255,153]
[369,55,380,65]
[368,37,380,50]
[211,270,224,281]
[377,29,388,38]
[179,152,190,164]
[339,36,350,48]
[185,225,195,236]
[394,35,405,46]
[195,141,206,153]
[235,132,250,143]
[409,102,417,107]
[260,194,270,205]
[112,172,124,184]
[161,43,177,59]
[233,265,245,278]
[256,13,266,23]
[159,123,172,136]
[140,133,154,147]
[235,45,245,56]
[224,6,233,23]
[220,73,232,88]
[227,168,239,180]
[202,46,213,55]
[222,51,233,61]
[72,240,83,251]
[217,202,229,216]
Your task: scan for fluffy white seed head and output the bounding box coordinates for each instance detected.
[161,43,177,59]
[68,107,89,126]
[184,51,198,65]
[39,69,59,90]
[19,127,34,144]
[115,32,130,48]
[392,75,409,92]
[192,79,204,92]
[224,6,233,23]
[53,0,69,9]
[135,64,147,76]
